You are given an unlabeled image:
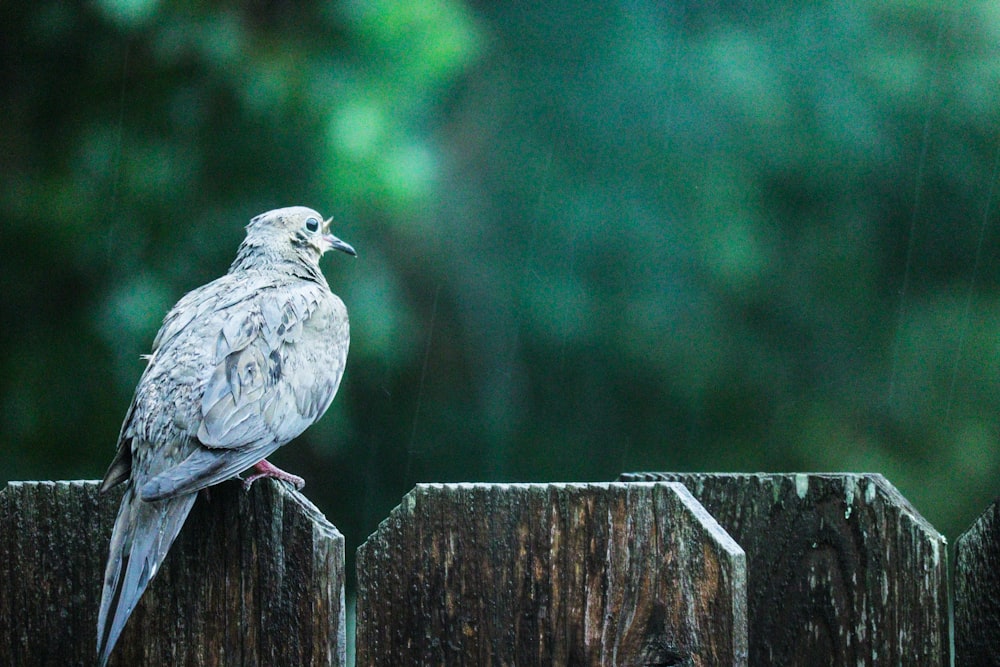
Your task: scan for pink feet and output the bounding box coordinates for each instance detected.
[242,459,305,491]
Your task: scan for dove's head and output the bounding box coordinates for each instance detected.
[242,206,356,266]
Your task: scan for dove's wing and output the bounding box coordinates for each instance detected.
[139,280,349,501]
[99,275,239,493]
[139,440,281,501]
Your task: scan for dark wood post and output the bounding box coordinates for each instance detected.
[955,495,1000,665]
[621,473,948,666]
[356,482,748,666]
[0,479,345,666]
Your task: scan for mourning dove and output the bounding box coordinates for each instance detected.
[96,206,355,666]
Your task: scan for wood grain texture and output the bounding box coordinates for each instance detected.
[356,482,748,666]
[955,495,1000,665]
[621,473,948,666]
[0,479,344,666]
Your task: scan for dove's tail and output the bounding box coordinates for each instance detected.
[96,483,197,667]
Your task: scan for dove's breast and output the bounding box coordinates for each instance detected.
[281,290,350,429]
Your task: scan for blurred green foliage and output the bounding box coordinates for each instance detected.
[3,0,1000,561]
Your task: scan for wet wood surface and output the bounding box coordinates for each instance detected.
[356,482,747,666]
[0,479,344,666]
[955,495,1000,665]
[622,473,948,666]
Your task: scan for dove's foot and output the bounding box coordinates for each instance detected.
[243,459,306,491]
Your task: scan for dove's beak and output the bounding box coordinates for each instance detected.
[325,234,356,257]
[321,217,356,256]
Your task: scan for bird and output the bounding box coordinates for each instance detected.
[96,206,355,666]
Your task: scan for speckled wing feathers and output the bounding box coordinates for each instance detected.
[198,287,321,447]
[137,282,347,499]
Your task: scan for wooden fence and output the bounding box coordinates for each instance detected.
[0,473,996,665]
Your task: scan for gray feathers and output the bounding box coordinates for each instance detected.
[96,207,353,665]
[97,485,197,666]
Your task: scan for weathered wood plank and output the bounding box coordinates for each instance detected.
[621,473,948,666]
[955,495,1000,665]
[356,482,748,666]
[0,479,345,666]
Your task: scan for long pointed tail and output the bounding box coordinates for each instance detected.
[96,484,197,666]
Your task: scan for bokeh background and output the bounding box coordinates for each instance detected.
[4,0,1000,623]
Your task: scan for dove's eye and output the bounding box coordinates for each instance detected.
[305,217,320,233]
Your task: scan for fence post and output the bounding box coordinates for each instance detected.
[0,479,345,666]
[621,473,949,665]
[356,482,748,665]
[955,496,1000,664]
